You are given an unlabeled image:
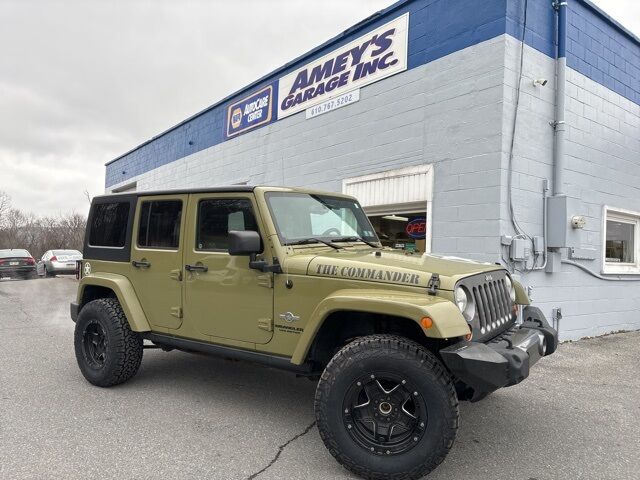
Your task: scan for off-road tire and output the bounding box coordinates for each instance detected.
[315,334,459,480]
[74,298,143,387]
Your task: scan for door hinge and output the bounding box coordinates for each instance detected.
[257,317,273,332]
[169,269,182,281]
[257,274,273,289]
[170,307,183,319]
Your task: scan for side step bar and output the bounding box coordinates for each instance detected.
[142,332,315,375]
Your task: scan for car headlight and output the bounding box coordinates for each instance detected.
[455,286,474,322]
[504,276,516,303]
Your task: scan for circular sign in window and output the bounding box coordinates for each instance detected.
[406,217,427,239]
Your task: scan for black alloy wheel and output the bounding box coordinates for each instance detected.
[344,373,427,456]
[82,321,108,369]
[74,298,143,387]
[315,334,459,480]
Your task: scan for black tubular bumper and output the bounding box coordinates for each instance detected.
[440,306,558,401]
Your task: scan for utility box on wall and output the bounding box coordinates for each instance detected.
[546,195,584,248]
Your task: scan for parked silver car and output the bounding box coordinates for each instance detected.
[36,249,82,277]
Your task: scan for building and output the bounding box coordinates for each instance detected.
[104,0,640,340]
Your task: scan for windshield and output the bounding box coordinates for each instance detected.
[266,192,379,245]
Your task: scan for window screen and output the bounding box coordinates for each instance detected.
[89,202,130,247]
[197,199,258,251]
[137,200,182,249]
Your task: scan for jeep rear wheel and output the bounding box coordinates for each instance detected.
[314,334,458,480]
[74,298,143,387]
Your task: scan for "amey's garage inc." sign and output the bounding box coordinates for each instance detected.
[224,13,409,139]
[278,13,409,118]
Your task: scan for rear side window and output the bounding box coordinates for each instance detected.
[89,202,130,247]
[197,199,258,251]
[137,200,182,249]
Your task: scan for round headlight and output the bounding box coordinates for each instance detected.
[505,276,516,303]
[455,286,468,312]
[454,286,474,322]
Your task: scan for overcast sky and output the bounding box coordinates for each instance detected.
[1,0,638,216]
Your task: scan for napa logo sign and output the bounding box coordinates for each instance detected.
[278,13,408,119]
[225,84,276,139]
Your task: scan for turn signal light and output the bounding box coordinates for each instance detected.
[420,317,433,329]
[464,328,473,342]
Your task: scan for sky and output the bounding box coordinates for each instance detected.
[0,0,638,216]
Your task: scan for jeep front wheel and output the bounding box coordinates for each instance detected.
[74,298,143,387]
[314,334,459,480]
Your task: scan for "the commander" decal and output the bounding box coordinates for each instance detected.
[315,263,420,285]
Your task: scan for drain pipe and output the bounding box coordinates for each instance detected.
[552,0,567,196]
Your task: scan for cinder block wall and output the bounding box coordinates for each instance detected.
[502,36,640,340]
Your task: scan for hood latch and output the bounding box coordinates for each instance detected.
[427,273,440,295]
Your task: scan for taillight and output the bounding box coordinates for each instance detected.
[0,259,5,265]
[76,260,81,280]
[50,256,58,262]
[26,258,35,265]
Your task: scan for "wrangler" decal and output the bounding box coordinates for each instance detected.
[315,263,420,285]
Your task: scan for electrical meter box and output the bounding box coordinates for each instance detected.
[546,195,584,248]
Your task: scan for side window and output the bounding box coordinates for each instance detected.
[89,202,130,247]
[137,200,183,249]
[197,198,258,251]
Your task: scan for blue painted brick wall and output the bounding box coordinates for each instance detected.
[567,0,640,105]
[505,0,556,58]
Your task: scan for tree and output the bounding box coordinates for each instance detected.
[0,191,86,259]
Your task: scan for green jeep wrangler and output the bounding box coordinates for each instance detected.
[71,186,557,479]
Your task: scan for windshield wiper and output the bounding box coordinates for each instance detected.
[286,238,342,249]
[331,236,381,248]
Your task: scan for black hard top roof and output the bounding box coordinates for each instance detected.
[94,185,256,201]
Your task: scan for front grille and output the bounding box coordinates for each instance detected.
[458,271,515,341]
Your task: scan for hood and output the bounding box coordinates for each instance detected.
[287,247,503,291]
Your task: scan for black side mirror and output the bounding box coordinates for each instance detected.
[228,230,262,256]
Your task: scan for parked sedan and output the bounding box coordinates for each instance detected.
[37,249,82,277]
[0,249,37,280]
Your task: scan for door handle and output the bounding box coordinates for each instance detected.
[185,264,208,273]
[132,260,151,268]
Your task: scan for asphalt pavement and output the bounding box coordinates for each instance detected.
[0,276,638,480]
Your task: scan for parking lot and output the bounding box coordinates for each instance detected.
[0,276,638,480]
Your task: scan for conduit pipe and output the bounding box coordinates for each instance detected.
[553,1,567,196]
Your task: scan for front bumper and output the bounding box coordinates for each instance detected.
[440,306,558,401]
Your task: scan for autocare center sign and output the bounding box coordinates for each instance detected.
[224,13,408,139]
[278,13,409,118]
[225,84,276,139]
